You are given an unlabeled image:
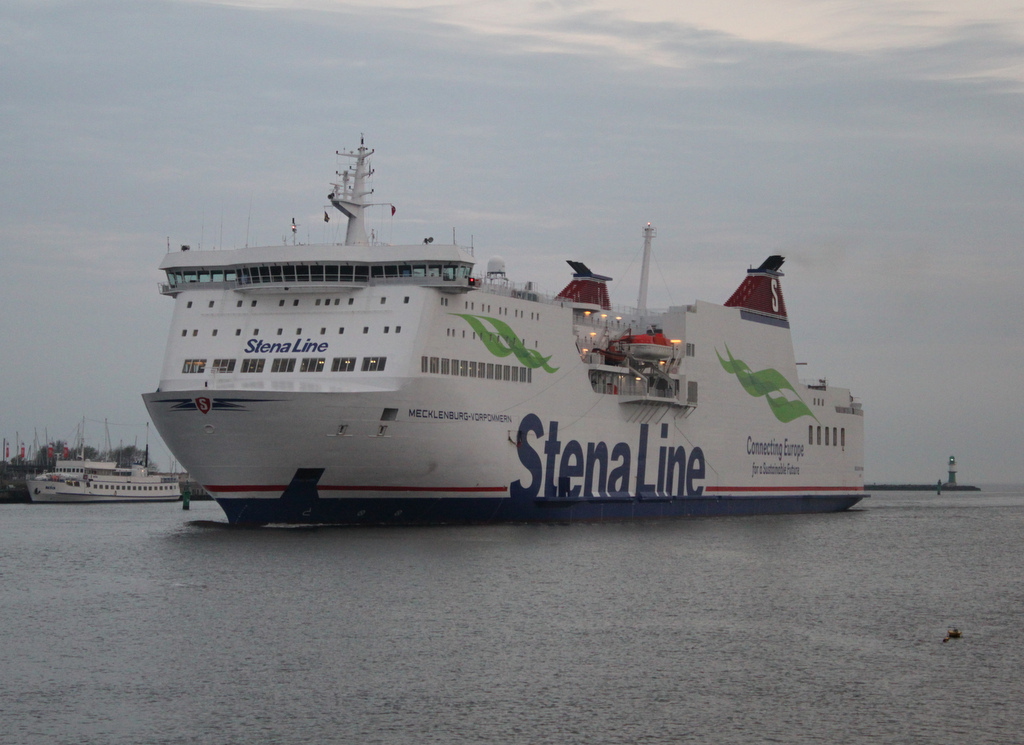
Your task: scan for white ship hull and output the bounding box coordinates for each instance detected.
[143,285,864,524]
[28,461,181,504]
[28,484,181,503]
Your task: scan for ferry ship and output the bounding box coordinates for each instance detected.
[143,140,865,525]
[28,460,181,503]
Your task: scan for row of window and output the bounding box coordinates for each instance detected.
[185,296,412,309]
[181,294,545,321]
[182,357,388,374]
[72,483,176,492]
[167,263,473,287]
[458,298,540,321]
[181,326,401,337]
[420,356,534,383]
[810,425,845,448]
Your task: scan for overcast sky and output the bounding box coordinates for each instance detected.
[2,0,1022,483]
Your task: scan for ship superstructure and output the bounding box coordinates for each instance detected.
[144,141,865,524]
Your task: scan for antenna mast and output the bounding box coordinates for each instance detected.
[328,135,375,246]
[637,223,656,315]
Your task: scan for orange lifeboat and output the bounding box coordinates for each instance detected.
[615,331,674,361]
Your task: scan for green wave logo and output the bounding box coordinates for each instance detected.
[716,345,815,423]
[452,314,559,373]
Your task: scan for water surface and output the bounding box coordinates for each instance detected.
[2,488,1021,744]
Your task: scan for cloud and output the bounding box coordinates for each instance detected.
[187,0,1024,75]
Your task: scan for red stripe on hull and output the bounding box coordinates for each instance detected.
[706,485,864,493]
[207,484,507,494]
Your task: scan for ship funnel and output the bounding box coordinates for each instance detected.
[724,255,788,323]
[556,261,612,310]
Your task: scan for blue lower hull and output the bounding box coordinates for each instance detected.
[215,492,866,525]
[211,466,865,524]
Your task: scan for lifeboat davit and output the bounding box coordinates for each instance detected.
[614,331,674,361]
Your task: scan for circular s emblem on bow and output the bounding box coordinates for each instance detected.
[195,397,212,414]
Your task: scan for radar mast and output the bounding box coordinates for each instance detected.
[329,136,374,246]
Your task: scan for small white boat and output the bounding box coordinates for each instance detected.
[28,459,181,503]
